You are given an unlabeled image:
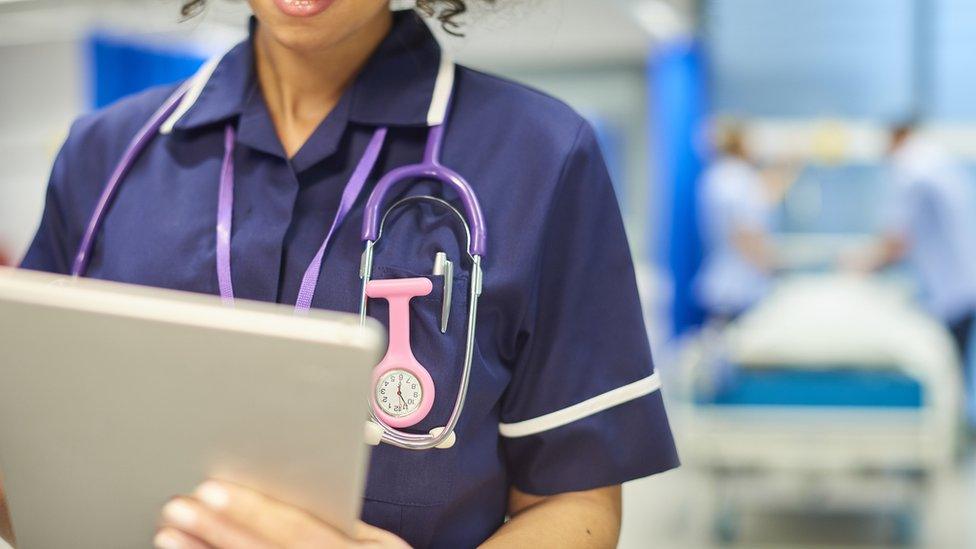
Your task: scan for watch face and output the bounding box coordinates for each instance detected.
[375,369,424,418]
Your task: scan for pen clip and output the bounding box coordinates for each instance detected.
[433,252,453,333]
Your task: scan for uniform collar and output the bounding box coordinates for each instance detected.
[168,10,444,134]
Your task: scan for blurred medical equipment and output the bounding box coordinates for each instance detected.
[680,274,964,544]
[71,64,487,453]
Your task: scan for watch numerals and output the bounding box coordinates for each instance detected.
[375,368,423,418]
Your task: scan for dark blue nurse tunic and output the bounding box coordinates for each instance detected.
[22,10,678,548]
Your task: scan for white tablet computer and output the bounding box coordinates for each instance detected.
[0,267,384,549]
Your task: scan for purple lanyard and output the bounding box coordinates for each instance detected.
[216,125,388,310]
[71,84,390,311]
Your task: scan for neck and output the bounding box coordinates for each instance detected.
[254,12,392,158]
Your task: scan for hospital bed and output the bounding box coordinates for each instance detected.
[680,275,964,544]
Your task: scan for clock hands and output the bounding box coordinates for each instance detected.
[397,382,407,407]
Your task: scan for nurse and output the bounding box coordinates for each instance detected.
[19,1,678,547]
[851,122,976,372]
[695,122,784,322]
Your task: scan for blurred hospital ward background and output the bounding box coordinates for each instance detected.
[3,0,976,547]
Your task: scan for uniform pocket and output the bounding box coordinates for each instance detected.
[362,264,470,507]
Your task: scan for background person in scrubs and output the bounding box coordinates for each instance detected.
[850,122,976,375]
[695,122,786,322]
[13,0,678,547]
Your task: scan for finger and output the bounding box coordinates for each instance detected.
[161,497,272,549]
[353,521,411,548]
[195,480,348,548]
[153,526,211,549]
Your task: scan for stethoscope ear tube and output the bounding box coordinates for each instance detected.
[360,196,483,450]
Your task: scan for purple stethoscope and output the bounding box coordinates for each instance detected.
[71,65,485,451]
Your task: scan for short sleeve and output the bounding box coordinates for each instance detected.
[731,174,770,232]
[881,170,916,238]
[20,136,74,274]
[717,166,768,232]
[500,122,679,496]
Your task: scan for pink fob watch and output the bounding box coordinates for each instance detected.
[366,277,436,428]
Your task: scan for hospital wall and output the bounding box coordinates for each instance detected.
[0,36,79,265]
[0,0,246,264]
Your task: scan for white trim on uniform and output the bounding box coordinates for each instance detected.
[160,25,452,132]
[426,51,454,126]
[498,372,663,438]
[389,0,417,10]
[159,54,224,135]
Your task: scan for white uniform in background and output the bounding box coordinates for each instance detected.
[885,135,976,323]
[696,156,772,317]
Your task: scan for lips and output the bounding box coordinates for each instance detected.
[272,0,334,18]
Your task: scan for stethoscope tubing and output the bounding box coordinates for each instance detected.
[360,123,487,258]
[71,81,193,277]
[72,68,486,452]
[359,196,483,450]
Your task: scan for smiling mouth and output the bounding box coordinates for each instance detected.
[272,0,334,18]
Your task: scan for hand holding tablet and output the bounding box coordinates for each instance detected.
[0,268,384,549]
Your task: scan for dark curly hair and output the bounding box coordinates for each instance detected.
[181,1,487,35]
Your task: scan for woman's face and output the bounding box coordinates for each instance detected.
[247,0,390,51]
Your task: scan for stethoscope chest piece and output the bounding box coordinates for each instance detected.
[366,277,437,428]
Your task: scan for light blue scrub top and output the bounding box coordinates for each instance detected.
[885,135,976,322]
[695,156,772,316]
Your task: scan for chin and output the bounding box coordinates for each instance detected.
[261,22,349,52]
[248,0,389,52]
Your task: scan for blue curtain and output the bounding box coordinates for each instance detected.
[87,33,206,109]
[648,41,708,337]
